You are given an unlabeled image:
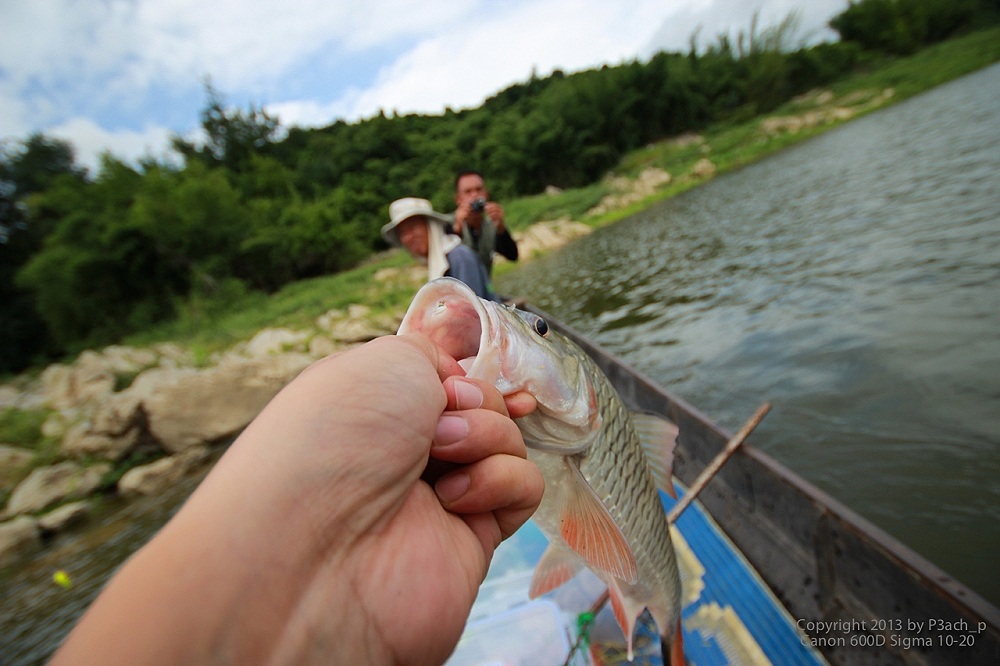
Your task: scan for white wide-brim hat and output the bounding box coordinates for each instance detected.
[381,197,451,246]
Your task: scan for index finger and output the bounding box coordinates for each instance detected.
[395,334,535,417]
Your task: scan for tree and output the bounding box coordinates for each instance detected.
[1,135,87,371]
[172,81,280,173]
[128,162,247,296]
[15,157,160,349]
[829,0,987,55]
[7,4,994,365]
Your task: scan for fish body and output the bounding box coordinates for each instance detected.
[399,278,683,662]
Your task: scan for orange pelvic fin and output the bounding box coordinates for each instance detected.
[559,461,638,584]
[529,544,582,598]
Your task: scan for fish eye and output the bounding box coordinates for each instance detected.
[533,317,550,337]
[513,309,551,337]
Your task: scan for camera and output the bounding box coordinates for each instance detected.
[470,197,486,213]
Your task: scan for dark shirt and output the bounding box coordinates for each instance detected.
[447,215,518,277]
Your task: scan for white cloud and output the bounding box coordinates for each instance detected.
[265,97,357,130]
[0,0,850,170]
[340,0,686,119]
[46,118,178,174]
[645,0,845,54]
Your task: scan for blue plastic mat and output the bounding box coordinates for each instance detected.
[453,484,828,665]
[663,485,827,666]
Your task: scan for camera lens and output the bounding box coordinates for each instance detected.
[470,197,486,213]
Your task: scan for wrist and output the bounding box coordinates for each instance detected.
[265,564,394,665]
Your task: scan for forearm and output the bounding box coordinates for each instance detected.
[54,532,374,665]
[52,414,368,663]
[50,336,536,666]
[494,229,518,261]
[52,466,337,663]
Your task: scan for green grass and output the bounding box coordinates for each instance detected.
[0,407,59,499]
[0,408,49,449]
[503,182,610,230]
[827,27,1000,101]
[616,135,708,177]
[122,249,417,356]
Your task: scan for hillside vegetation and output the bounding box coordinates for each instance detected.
[2,0,999,375]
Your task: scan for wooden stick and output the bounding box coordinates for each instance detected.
[667,402,771,524]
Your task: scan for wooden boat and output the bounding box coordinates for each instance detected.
[448,304,1000,665]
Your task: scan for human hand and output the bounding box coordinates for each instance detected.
[453,201,471,233]
[485,201,505,232]
[261,334,541,663]
[53,334,542,666]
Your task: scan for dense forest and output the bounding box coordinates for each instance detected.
[2,0,998,373]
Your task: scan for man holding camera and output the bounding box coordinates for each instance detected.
[450,170,519,277]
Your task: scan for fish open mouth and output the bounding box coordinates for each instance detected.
[397,278,503,384]
[399,278,600,448]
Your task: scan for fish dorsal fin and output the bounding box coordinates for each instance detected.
[631,412,680,499]
[560,460,638,584]
[528,544,582,598]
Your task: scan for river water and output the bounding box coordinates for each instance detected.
[0,460,215,663]
[2,65,998,664]
[499,63,1000,608]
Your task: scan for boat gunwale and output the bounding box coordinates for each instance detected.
[522,301,1000,664]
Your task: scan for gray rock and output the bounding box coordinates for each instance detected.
[117,446,211,497]
[316,305,398,343]
[41,410,74,439]
[0,516,41,567]
[38,500,91,533]
[5,461,110,516]
[60,389,147,461]
[91,391,144,437]
[0,444,33,470]
[307,335,340,359]
[244,328,310,358]
[61,420,140,461]
[98,345,158,375]
[0,445,35,493]
[136,353,312,453]
[40,352,116,410]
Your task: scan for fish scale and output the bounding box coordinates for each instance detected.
[518,329,682,661]
[398,278,684,663]
[576,351,679,595]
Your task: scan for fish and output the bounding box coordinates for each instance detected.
[398,277,685,664]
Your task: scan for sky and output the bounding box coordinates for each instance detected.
[0,0,849,173]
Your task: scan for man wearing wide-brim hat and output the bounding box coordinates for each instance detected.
[382,197,500,302]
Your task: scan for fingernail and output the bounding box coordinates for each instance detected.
[434,415,469,447]
[453,379,484,410]
[435,473,470,503]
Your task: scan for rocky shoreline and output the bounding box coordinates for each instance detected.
[0,218,595,567]
[0,302,406,567]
